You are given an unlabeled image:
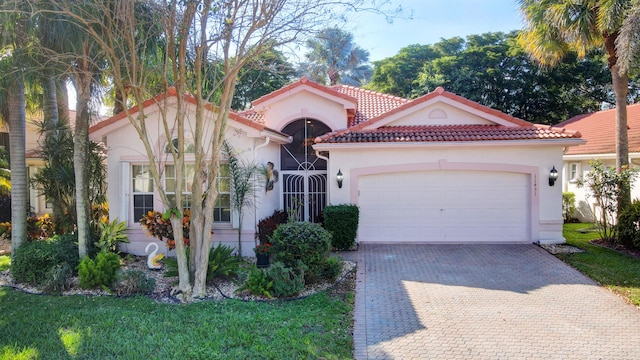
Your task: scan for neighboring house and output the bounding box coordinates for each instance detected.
[91,78,584,256]
[558,103,640,222]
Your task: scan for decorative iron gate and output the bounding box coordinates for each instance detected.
[282,169,327,222]
[280,119,330,222]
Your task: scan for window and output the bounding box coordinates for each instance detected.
[163,163,230,223]
[132,165,154,222]
[165,138,195,154]
[569,163,579,181]
[214,163,231,223]
[165,164,195,210]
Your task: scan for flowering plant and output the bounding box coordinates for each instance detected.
[254,243,272,255]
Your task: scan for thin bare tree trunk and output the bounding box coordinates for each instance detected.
[8,72,27,255]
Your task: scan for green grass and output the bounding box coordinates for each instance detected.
[0,251,354,359]
[0,287,354,359]
[561,223,640,306]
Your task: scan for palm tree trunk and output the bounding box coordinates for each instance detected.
[56,77,70,123]
[43,77,65,226]
[74,66,92,259]
[8,72,27,255]
[605,34,631,216]
[612,65,630,215]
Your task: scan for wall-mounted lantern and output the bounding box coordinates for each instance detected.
[336,169,344,189]
[549,166,558,186]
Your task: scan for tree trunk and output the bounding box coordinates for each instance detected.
[8,72,27,255]
[56,77,70,123]
[605,34,631,217]
[169,215,192,300]
[74,68,92,259]
[42,77,64,225]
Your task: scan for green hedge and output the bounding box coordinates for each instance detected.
[323,204,359,250]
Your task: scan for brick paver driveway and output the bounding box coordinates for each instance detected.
[346,244,640,359]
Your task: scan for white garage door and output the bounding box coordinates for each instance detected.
[358,170,530,243]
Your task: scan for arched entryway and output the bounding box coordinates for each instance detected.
[280,119,331,222]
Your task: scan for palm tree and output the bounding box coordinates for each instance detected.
[617,3,640,73]
[518,0,633,215]
[0,6,31,254]
[302,27,372,86]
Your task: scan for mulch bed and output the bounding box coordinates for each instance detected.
[590,239,640,259]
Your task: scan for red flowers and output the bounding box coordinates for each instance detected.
[254,243,272,255]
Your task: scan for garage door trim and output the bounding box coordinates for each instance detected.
[350,159,540,243]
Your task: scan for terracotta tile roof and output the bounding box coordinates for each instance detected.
[330,85,409,126]
[237,109,265,124]
[315,124,581,144]
[252,77,357,107]
[90,88,287,138]
[557,103,640,155]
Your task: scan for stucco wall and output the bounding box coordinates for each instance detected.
[260,91,348,131]
[102,102,284,256]
[324,143,565,244]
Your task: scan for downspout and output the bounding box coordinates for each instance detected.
[254,136,270,160]
[253,136,271,248]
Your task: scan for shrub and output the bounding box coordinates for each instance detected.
[95,219,129,253]
[268,261,305,298]
[139,210,190,249]
[78,251,122,289]
[562,192,577,223]
[257,210,288,244]
[323,204,359,250]
[236,265,273,298]
[618,200,640,249]
[270,222,332,284]
[114,270,156,295]
[207,243,243,281]
[320,256,343,282]
[12,234,79,286]
[576,160,637,241]
[42,263,73,294]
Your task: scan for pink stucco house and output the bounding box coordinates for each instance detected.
[558,103,640,222]
[90,77,584,256]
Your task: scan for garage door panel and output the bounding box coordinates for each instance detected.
[358,170,530,243]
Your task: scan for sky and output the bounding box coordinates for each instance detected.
[77,1,526,114]
[347,0,525,62]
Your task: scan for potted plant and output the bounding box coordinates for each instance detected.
[254,243,272,268]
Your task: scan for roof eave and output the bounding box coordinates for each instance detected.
[313,138,586,151]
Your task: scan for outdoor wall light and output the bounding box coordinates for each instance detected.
[549,166,558,186]
[336,169,344,189]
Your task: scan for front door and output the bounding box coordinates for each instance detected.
[281,119,331,222]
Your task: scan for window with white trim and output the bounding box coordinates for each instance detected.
[569,163,579,181]
[132,165,154,222]
[165,164,195,210]
[214,163,231,223]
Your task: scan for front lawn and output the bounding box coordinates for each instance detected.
[0,285,353,359]
[560,223,640,307]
